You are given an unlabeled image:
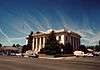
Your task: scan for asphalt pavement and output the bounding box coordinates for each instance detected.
[0,56,100,70]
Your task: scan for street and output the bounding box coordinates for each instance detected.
[0,56,100,70]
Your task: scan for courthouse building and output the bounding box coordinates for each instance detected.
[26,29,81,53]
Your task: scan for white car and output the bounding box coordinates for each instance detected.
[74,51,84,57]
[93,51,100,56]
[74,51,93,57]
[24,50,39,58]
[16,53,23,57]
[84,53,93,57]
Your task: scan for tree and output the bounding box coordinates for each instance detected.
[95,45,100,52]
[87,40,100,52]
[21,45,27,53]
[0,43,2,47]
[44,31,61,55]
[16,44,21,48]
[12,44,16,47]
[64,43,73,54]
[27,31,33,50]
[79,45,88,53]
[87,46,94,50]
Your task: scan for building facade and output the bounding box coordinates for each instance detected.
[26,29,81,53]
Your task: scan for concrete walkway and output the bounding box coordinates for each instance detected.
[39,56,100,64]
[39,56,76,60]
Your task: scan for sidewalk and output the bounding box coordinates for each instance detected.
[39,56,76,60]
[39,56,100,65]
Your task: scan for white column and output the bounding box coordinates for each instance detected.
[76,38,78,50]
[34,38,38,53]
[72,37,74,51]
[56,36,59,40]
[78,38,79,49]
[74,37,75,50]
[75,38,77,50]
[26,36,28,45]
[69,36,71,45]
[43,37,45,48]
[26,40,28,45]
[60,35,64,45]
[38,38,41,52]
[32,38,34,50]
[74,37,76,51]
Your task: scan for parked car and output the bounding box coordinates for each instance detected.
[10,53,16,56]
[74,51,93,57]
[74,51,84,57]
[93,51,100,56]
[16,53,22,57]
[84,53,93,57]
[24,50,39,58]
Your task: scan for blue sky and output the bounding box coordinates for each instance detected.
[0,0,100,46]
